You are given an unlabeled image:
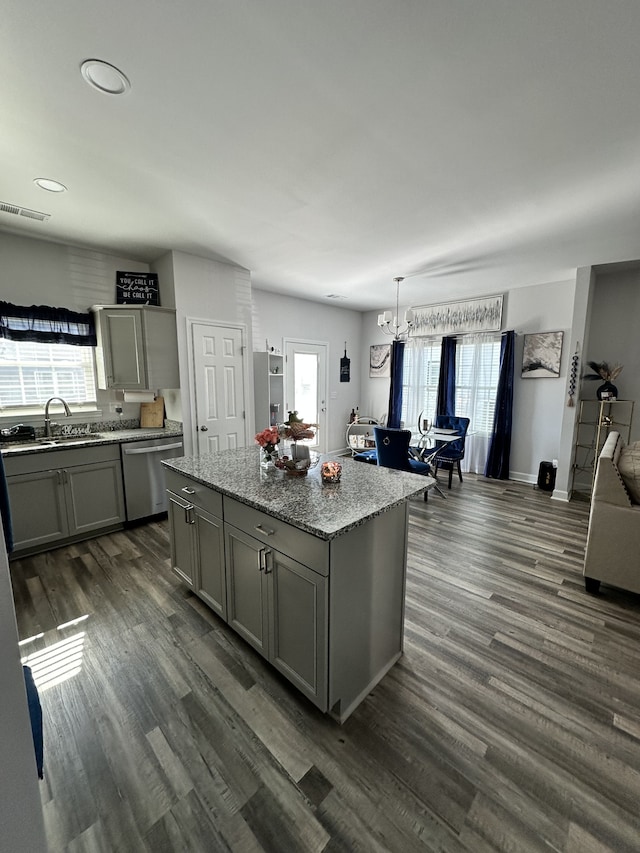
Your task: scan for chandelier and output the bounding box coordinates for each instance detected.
[377,276,414,339]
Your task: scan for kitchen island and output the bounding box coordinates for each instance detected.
[163,448,434,722]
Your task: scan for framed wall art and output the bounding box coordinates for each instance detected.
[410,294,503,336]
[521,331,563,378]
[369,344,391,378]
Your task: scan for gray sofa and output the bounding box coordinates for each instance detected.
[583,431,640,594]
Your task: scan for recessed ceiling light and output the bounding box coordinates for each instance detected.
[80,59,130,95]
[34,178,67,193]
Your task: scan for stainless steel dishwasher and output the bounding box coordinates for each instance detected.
[120,436,184,520]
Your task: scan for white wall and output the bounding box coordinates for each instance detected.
[168,251,253,455]
[0,232,154,424]
[504,280,576,482]
[251,290,363,454]
[359,317,397,423]
[0,232,148,310]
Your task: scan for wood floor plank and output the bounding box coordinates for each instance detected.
[11,475,640,851]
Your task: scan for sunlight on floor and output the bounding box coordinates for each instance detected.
[20,614,89,692]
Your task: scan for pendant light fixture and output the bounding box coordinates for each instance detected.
[377,277,414,340]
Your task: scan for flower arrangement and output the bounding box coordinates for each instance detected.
[255,426,280,456]
[583,361,624,382]
[281,411,317,441]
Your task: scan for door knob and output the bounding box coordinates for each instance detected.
[200,425,208,431]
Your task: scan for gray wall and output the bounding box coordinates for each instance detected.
[587,268,640,443]
[359,278,578,485]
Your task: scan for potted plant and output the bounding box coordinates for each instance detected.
[584,361,623,400]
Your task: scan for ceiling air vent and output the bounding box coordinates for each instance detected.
[0,201,50,222]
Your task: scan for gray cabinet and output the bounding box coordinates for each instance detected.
[5,446,125,555]
[268,547,328,707]
[164,466,409,722]
[6,469,68,551]
[92,305,180,391]
[166,472,226,619]
[224,522,328,709]
[167,492,197,589]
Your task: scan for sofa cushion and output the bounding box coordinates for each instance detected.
[617,445,640,504]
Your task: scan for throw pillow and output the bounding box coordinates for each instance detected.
[617,446,640,504]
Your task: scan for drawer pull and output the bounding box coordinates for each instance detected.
[181,487,196,495]
[254,524,275,536]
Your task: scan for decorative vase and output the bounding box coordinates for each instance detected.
[597,381,618,401]
[260,447,278,469]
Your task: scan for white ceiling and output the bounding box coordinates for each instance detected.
[3,1,640,311]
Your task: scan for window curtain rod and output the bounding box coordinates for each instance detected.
[0,301,97,346]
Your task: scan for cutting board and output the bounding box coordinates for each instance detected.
[140,396,165,428]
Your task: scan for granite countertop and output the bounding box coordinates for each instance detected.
[163,447,433,540]
[0,426,183,457]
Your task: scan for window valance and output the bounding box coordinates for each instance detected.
[0,301,97,346]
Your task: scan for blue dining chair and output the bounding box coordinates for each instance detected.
[373,426,432,501]
[433,416,470,488]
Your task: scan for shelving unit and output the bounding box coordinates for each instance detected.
[345,417,379,455]
[253,351,284,431]
[571,399,634,499]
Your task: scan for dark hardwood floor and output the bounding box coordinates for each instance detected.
[10,475,640,852]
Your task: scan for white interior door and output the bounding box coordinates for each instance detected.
[284,340,328,453]
[191,322,247,455]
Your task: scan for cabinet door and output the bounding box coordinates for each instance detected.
[194,507,226,619]
[7,470,69,551]
[64,460,125,535]
[168,492,196,588]
[142,308,180,390]
[97,309,146,389]
[225,525,269,658]
[267,549,327,710]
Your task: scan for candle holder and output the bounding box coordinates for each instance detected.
[321,461,342,483]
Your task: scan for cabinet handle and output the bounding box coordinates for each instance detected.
[263,549,273,574]
[57,470,64,485]
[181,487,196,495]
[184,504,195,524]
[259,547,266,572]
[254,524,275,536]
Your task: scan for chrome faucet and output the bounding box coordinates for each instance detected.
[44,397,72,437]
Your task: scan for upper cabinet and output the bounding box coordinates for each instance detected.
[92,305,180,391]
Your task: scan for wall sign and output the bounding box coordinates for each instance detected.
[340,343,351,382]
[116,271,160,306]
